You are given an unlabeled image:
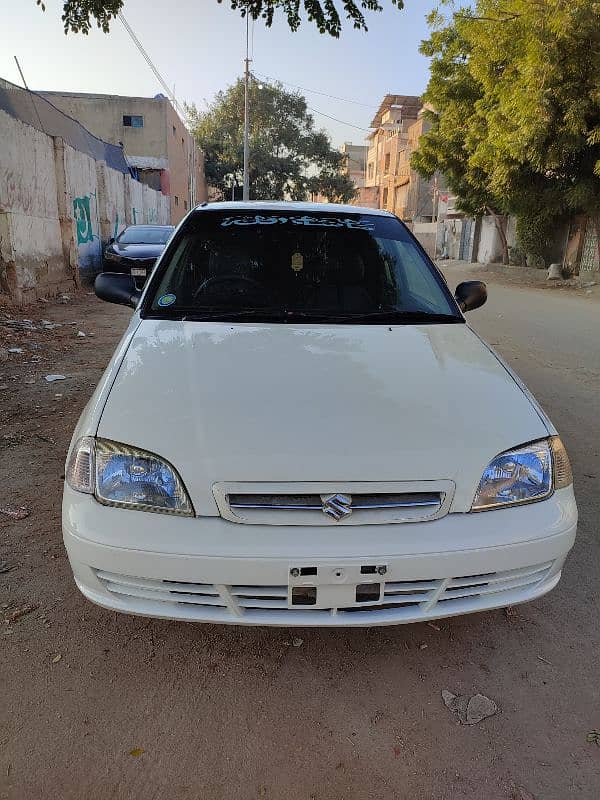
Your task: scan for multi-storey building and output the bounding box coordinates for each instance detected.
[365,95,445,223]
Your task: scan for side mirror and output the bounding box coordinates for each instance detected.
[455,280,487,313]
[95,273,142,308]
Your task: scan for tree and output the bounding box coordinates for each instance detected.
[37,0,403,36]
[412,1,600,266]
[186,79,357,203]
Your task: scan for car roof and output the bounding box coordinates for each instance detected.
[192,201,395,217]
[123,224,174,230]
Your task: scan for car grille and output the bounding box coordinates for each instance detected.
[121,257,157,269]
[223,490,447,525]
[94,561,554,623]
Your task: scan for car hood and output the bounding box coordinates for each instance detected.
[112,243,165,258]
[98,320,548,513]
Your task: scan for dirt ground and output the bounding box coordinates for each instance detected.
[437,259,600,300]
[1,275,599,800]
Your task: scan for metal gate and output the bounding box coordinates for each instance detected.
[459,219,474,261]
[580,219,600,273]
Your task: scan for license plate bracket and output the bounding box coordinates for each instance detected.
[288,563,386,609]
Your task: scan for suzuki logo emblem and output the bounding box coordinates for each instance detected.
[321,493,352,521]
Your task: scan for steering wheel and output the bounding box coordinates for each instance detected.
[193,274,264,300]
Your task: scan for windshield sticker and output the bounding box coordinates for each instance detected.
[291,252,304,272]
[157,293,177,307]
[220,215,375,231]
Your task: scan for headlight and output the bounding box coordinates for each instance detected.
[471,436,572,511]
[105,251,121,262]
[66,437,194,516]
[65,435,95,494]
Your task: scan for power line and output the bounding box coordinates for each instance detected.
[306,105,371,132]
[253,69,376,109]
[117,18,370,134]
[253,73,371,132]
[118,12,186,121]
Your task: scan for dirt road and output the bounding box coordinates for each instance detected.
[1,275,599,800]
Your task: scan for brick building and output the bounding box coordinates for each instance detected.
[365,95,444,223]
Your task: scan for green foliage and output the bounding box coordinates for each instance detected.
[412,0,600,264]
[37,0,123,34]
[43,0,403,36]
[222,0,403,36]
[186,79,356,202]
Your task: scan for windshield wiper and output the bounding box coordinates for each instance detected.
[180,307,288,322]
[281,310,463,324]
[150,307,462,324]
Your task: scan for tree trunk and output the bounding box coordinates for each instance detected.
[486,207,509,265]
[593,214,600,271]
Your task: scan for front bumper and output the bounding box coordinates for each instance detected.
[102,260,156,279]
[62,486,577,627]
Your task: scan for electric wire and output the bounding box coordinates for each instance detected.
[253,69,376,109]
[253,72,371,132]
[118,12,186,120]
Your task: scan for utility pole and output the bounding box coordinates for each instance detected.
[242,12,251,201]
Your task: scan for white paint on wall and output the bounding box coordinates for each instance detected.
[0,107,171,302]
[477,216,504,264]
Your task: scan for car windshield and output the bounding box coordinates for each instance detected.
[147,211,461,323]
[118,226,173,245]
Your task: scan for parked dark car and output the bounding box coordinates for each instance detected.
[103,225,174,284]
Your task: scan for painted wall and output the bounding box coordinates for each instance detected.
[97,162,127,243]
[0,111,65,300]
[128,178,144,227]
[0,107,170,303]
[63,144,102,274]
[476,216,505,264]
[412,221,438,259]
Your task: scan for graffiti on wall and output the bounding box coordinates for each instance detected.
[72,191,101,274]
[73,192,99,245]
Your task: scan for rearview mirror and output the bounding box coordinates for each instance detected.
[455,280,487,313]
[95,273,142,308]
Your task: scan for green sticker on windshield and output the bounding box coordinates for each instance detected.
[157,293,176,307]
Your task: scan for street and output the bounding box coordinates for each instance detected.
[1,273,599,800]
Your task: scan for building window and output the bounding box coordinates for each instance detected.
[173,125,176,136]
[367,163,374,180]
[123,115,143,128]
[174,196,179,207]
[384,153,391,174]
[382,188,388,206]
[184,200,188,210]
[182,137,185,147]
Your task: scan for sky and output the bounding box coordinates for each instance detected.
[1,0,444,146]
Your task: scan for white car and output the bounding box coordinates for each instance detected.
[63,202,577,627]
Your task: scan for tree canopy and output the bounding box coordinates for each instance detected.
[412,0,600,264]
[187,79,357,203]
[37,0,403,36]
